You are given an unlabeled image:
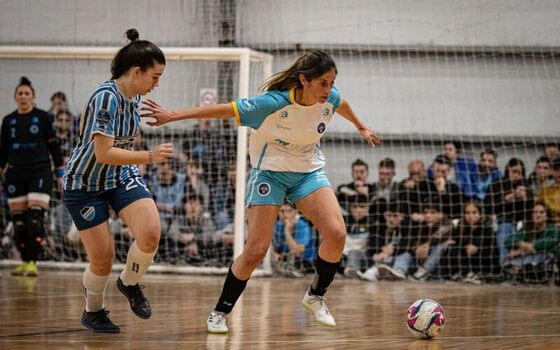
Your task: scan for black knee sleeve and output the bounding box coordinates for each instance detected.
[11,211,29,261]
[27,207,46,237]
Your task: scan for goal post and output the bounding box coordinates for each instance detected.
[0,45,274,276]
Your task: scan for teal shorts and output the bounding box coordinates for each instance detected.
[246,168,331,206]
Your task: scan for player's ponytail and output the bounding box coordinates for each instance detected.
[261,50,337,92]
[111,28,165,79]
[14,76,35,96]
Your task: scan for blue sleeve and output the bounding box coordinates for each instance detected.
[232,91,286,130]
[91,91,118,137]
[328,85,342,112]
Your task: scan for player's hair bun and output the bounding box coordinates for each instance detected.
[125,28,140,42]
[19,76,32,85]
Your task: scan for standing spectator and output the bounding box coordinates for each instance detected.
[504,202,559,281]
[341,194,375,277]
[538,158,560,226]
[428,141,479,199]
[336,158,374,214]
[544,143,559,162]
[528,156,554,196]
[273,203,316,276]
[369,158,399,222]
[441,201,498,284]
[485,158,534,266]
[48,91,79,135]
[54,109,79,160]
[473,149,502,201]
[1,77,64,276]
[410,155,463,221]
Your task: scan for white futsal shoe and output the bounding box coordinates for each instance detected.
[207,311,228,334]
[301,290,336,327]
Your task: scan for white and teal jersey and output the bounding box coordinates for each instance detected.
[63,80,141,191]
[232,86,341,172]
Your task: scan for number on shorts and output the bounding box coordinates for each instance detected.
[125,177,149,192]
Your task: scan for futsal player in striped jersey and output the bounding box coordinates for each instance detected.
[142,50,381,333]
[63,29,173,333]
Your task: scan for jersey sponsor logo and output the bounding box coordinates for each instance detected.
[257,182,271,196]
[317,122,326,134]
[9,118,16,125]
[323,108,330,116]
[96,109,111,128]
[32,116,39,123]
[280,111,288,119]
[80,206,96,221]
[242,99,256,112]
[29,125,39,134]
[113,136,135,150]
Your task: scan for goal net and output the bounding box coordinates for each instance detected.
[0,0,559,282]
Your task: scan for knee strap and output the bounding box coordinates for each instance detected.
[27,207,46,236]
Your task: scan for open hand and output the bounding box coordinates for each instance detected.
[358,125,381,148]
[141,99,173,126]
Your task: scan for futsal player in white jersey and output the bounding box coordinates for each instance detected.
[142,50,381,333]
[63,29,174,333]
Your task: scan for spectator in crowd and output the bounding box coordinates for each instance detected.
[336,158,375,215]
[166,194,216,264]
[544,142,559,162]
[149,161,186,229]
[341,194,375,278]
[210,159,236,230]
[183,156,211,213]
[109,212,134,263]
[54,109,79,160]
[528,156,554,196]
[428,141,479,199]
[1,77,64,276]
[398,159,426,216]
[410,155,463,221]
[504,202,559,281]
[273,203,316,277]
[473,149,502,201]
[381,202,453,281]
[369,158,399,222]
[359,202,411,281]
[132,129,150,178]
[485,158,534,266]
[441,200,498,284]
[48,91,69,121]
[538,158,560,226]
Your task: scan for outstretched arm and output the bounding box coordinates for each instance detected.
[141,99,235,126]
[336,98,381,148]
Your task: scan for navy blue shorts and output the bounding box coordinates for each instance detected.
[5,169,53,198]
[64,177,153,231]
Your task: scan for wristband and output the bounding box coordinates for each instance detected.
[148,150,153,164]
[55,168,64,178]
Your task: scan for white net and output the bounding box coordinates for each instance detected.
[1,0,559,282]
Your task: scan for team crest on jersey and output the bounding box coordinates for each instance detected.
[280,111,288,119]
[96,109,111,128]
[317,122,326,134]
[257,182,271,196]
[29,125,39,134]
[7,185,16,194]
[80,206,96,221]
[323,108,329,116]
[10,118,16,125]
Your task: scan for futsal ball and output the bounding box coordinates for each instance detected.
[406,299,446,339]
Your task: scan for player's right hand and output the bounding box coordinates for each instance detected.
[151,143,174,163]
[141,99,173,126]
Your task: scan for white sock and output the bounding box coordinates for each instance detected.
[83,265,109,312]
[120,241,157,286]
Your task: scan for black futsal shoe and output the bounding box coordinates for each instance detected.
[81,309,120,333]
[116,277,152,319]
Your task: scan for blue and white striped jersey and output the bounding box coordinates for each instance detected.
[232,86,341,172]
[63,80,141,191]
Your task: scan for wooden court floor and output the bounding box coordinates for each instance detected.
[1,271,560,350]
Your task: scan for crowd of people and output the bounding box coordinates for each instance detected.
[1,88,559,286]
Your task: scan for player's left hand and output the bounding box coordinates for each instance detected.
[358,125,381,148]
[141,99,173,126]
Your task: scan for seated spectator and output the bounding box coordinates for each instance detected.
[184,156,210,213]
[341,194,375,278]
[410,155,464,221]
[473,149,502,201]
[428,141,479,199]
[544,142,559,162]
[369,158,399,222]
[273,203,316,277]
[528,156,554,196]
[398,159,426,217]
[210,159,236,230]
[149,161,186,228]
[538,158,560,226]
[381,202,453,281]
[485,158,534,266]
[440,201,498,284]
[167,194,216,264]
[504,202,559,281]
[359,203,412,282]
[336,159,375,215]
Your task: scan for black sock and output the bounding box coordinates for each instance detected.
[214,267,249,314]
[310,255,340,296]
